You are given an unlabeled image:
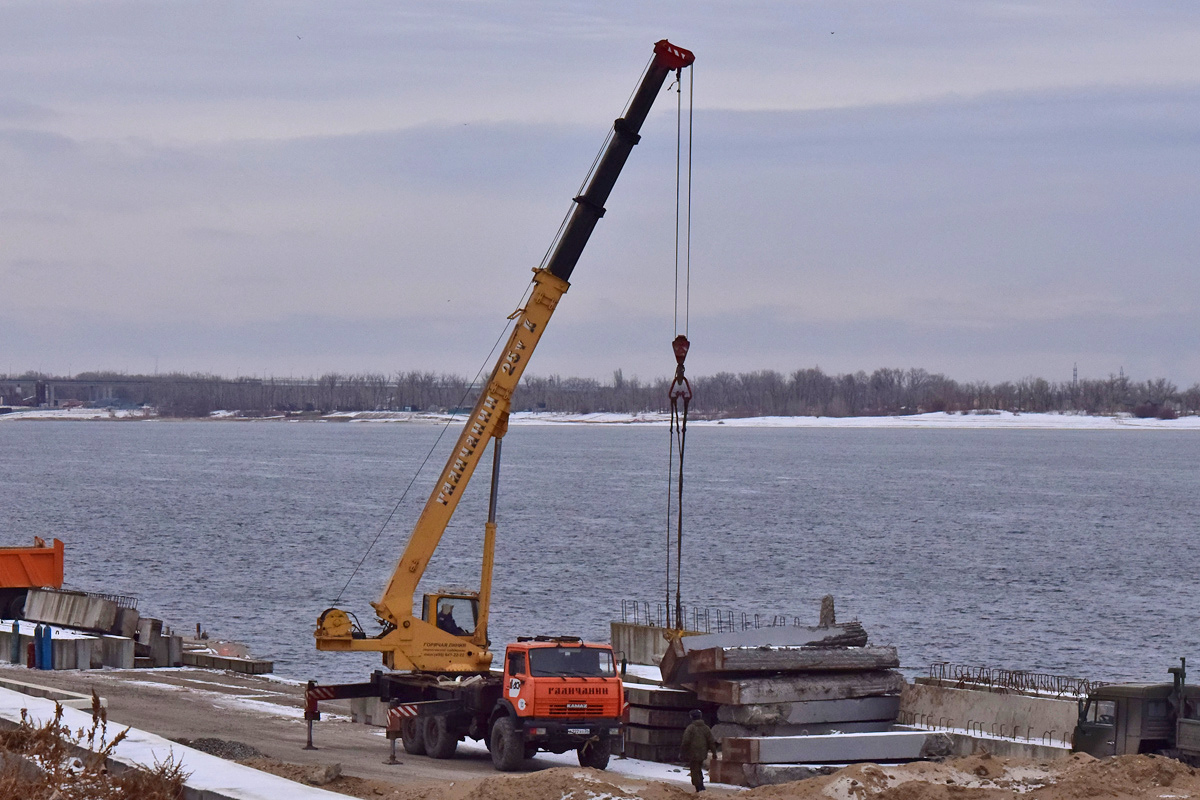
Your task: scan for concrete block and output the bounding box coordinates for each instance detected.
[180,651,273,674]
[713,720,896,739]
[723,730,950,764]
[621,740,680,763]
[624,683,706,709]
[661,623,869,685]
[350,696,391,726]
[167,635,182,667]
[50,637,93,670]
[718,696,901,726]
[136,618,162,646]
[112,607,140,639]
[628,706,694,728]
[687,645,899,676]
[24,589,117,633]
[150,634,170,667]
[624,725,684,746]
[610,622,673,666]
[697,670,905,705]
[99,636,135,669]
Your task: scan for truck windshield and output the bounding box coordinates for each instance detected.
[528,646,615,678]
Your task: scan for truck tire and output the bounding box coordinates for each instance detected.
[401,717,426,755]
[490,717,524,772]
[423,715,458,759]
[577,736,611,770]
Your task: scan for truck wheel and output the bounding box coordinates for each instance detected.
[423,715,458,759]
[490,717,524,772]
[401,717,426,755]
[577,736,611,770]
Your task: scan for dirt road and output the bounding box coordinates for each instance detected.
[0,664,715,795]
[9,664,1200,800]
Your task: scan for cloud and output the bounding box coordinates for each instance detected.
[2,2,1199,382]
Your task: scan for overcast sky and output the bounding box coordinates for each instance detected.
[3,1,1198,385]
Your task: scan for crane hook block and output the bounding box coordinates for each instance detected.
[672,334,690,365]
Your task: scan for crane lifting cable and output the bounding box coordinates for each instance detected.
[665,62,694,633]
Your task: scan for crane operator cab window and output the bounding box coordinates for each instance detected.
[424,595,476,636]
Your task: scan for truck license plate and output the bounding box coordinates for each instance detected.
[568,728,589,735]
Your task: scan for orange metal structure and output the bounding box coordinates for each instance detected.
[0,537,64,589]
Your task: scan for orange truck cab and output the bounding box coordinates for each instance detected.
[489,636,624,770]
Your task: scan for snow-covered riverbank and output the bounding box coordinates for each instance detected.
[3,407,1198,429]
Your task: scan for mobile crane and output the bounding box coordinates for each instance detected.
[306,39,695,771]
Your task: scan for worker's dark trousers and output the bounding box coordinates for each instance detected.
[689,760,705,791]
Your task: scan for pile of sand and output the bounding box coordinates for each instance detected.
[245,754,1200,800]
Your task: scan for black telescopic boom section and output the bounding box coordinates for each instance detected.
[544,40,695,284]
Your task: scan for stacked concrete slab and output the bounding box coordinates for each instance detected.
[622,683,717,762]
[660,606,912,787]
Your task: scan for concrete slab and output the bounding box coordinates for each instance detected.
[697,670,905,705]
[24,589,118,633]
[661,623,868,685]
[0,686,349,800]
[621,740,681,762]
[0,676,105,710]
[623,683,705,709]
[628,705,694,727]
[723,730,951,764]
[712,720,895,739]
[182,651,273,674]
[687,645,899,675]
[624,725,685,746]
[718,696,901,726]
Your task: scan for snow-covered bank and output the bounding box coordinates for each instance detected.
[343,409,1200,430]
[4,407,1199,429]
[0,407,154,421]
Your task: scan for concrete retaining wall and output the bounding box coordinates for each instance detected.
[0,626,134,670]
[945,731,1071,760]
[900,679,1079,747]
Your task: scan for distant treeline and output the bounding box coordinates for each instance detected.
[4,367,1198,419]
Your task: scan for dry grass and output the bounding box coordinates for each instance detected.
[0,691,188,799]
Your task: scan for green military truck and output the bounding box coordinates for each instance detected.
[1075,658,1200,762]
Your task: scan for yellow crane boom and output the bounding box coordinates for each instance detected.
[315,39,695,673]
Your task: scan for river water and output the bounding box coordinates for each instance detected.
[0,420,1196,684]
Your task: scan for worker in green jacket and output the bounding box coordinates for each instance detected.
[679,709,718,792]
